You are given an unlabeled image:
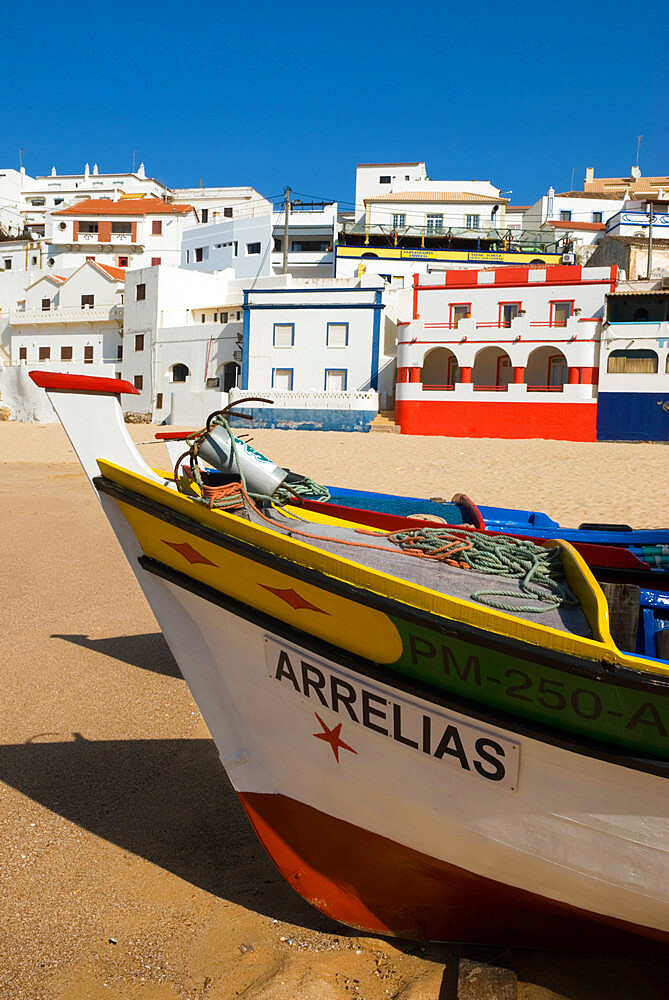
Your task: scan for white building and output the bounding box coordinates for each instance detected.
[170,186,272,226]
[13,162,169,237]
[523,187,623,257]
[0,169,25,236]
[339,161,561,281]
[47,196,197,271]
[605,198,669,240]
[8,260,125,372]
[120,265,244,422]
[181,202,337,279]
[237,278,396,430]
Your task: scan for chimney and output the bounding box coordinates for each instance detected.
[113,188,120,203]
[84,162,90,179]
[93,163,99,175]
[51,166,56,176]
[585,167,594,186]
[137,162,146,178]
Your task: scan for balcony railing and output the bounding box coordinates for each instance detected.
[9,304,123,324]
[77,231,98,241]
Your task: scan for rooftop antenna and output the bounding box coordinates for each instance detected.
[18,147,24,169]
[132,149,139,172]
[569,166,577,191]
[635,135,643,169]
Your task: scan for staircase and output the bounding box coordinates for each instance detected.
[369,410,401,433]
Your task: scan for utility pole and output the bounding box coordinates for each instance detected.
[282,187,291,275]
[647,200,654,279]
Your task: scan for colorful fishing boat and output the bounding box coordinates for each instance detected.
[32,372,669,948]
[157,430,669,580]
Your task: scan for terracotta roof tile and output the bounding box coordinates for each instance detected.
[364,191,506,204]
[53,197,194,217]
[92,262,126,281]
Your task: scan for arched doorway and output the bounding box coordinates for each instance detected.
[218,361,240,391]
[526,347,567,390]
[421,347,458,387]
[472,346,511,390]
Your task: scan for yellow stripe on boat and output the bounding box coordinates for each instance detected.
[97,459,669,676]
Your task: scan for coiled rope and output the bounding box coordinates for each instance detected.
[173,410,577,614]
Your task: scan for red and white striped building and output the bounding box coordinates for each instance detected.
[396,264,617,440]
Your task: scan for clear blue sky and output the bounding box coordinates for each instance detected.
[3,0,667,209]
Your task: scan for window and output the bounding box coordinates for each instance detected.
[499,302,521,328]
[117,345,123,360]
[559,210,572,222]
[118,257,129,267]
[4,259,11,270]
[41,298,51,311]
[465,214,480,229]
[19,347,27,361]
[327,322,348,347]
[233,241,238,257]
[450,304,471,328]
[246,242,261,255]
[392,214,406,228]
[152,220,162,235]
[272,368,293,390]
[221,312,228,323]
[185,250,190,263]
[608,350,658,374]
[592,212,603,223]
[31,256,38,265]
[379,175,391,184]
[135,334,144,351]
[202,314,206,323]
[195,247,206,262]
[426,214,443,233]
[39,346,50,361]
[61,346,72,361]
[111,222,131,234]
[151,257,161,266]
[81,294,94,308]
[325,369,347,391]
[273,323,294,347]
[30,197,45,206]
[551,301,573,327]
[84,346,94,364]
[134,375,143,390]
[237,311,241,320]
[136,283,146,301]
[54,198,64,205]
[224,207,233,218]
[201,209,208,224]
[213,313,218,322]
[156,393,163,409]
[171,363,190,383]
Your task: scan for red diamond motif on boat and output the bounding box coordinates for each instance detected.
[313,713,357,763]
[259,584,328,614]
[163,540,217,566]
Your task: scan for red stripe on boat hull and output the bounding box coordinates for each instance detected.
[239,791,668,948]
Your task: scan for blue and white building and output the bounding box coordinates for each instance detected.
[234,279,393,431]
[597,280,669,441]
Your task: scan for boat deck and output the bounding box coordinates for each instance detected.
[243,505,593,638]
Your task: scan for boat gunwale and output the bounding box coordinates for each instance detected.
[93,473,669,696]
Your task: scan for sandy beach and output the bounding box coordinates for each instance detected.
[1,421,668,1000]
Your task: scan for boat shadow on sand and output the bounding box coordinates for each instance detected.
[51,632,183,678]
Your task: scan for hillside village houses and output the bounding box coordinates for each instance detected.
[1,157,668,440]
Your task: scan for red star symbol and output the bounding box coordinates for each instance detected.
[259,584,328,614]
[313,713,357,763]
[162,540,217,566]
